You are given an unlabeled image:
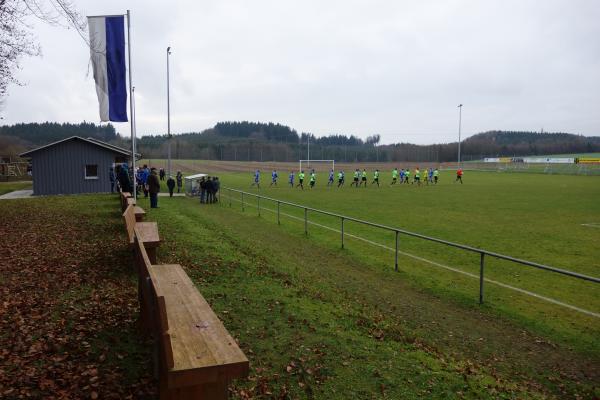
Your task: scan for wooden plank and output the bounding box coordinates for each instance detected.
[124,205,160,247]
[148,264,249,387]
[134,206,146,222]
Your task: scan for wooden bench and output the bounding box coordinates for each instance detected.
[134,228,249,399]
[121,191,132,212]
[123,204,160,263]
[134,206,146,222]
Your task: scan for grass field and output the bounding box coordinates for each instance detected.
[140,164,600,354]
[215,170,600,349]
[135,187,599,398]
[2,177,599,398]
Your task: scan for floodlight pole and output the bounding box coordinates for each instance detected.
[167,46,172,177]
[457,104,463,167]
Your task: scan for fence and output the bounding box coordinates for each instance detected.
[220,187,600,316]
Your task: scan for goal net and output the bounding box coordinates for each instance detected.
[299,159,335,173]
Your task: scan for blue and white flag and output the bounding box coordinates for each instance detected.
[88,15,128,122]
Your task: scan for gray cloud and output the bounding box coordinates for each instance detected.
[2,0,599,144]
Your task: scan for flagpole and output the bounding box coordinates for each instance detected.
[126,9,136,201]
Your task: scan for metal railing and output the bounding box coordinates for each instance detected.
[220,187,600,308]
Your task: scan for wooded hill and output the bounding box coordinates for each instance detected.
[2,121,599,162]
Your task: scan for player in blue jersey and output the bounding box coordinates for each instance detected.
[250,169,260,189]
[270,169,278,186]
[399,169,405,184]
[288,171,295,187]
[327,169,335,187]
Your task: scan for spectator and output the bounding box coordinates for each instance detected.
[147,168,161,208]
[117,163,132,193]
[176,171,183,193]
[166,175,175,197]
[213,177,220,202]
[142,165,150,198]
[109,167,116,193]
[199,177,206,203]
[206,176,214,203]
[159,168,165,181]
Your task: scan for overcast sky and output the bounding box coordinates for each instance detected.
[2,0,599,144]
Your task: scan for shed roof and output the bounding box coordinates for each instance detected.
[19,136,133,158]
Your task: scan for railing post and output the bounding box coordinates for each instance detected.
[241,192,244,212]
[304,208,308,236]
[229,189,232,207]
[258,196,261,217]
[395,231,399,272]
[277,201,280,225]
[479,252,485,304]
[341,217,344,249]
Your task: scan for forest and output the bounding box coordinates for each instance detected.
[1,121,599,162]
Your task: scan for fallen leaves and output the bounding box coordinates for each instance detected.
[0,198,156,398]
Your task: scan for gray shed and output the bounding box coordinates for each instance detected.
[19,136,132,196]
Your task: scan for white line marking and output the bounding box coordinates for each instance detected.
[222,195,600,318]
[581,223,600,229]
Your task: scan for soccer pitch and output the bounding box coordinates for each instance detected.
[210,169,599,350]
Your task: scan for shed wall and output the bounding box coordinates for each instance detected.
[31,140,117,195]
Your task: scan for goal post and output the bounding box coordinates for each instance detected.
[299,159,335,172]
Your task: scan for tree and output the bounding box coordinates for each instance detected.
[0,0,85,100]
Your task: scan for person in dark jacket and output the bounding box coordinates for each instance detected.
[199,177,206,203]
[159,168,165,181]
[109,167,116,193]
[213,177,220,202]
[206,177,214,203]
[176,171,183,193]
[117,163,132,193]
[166,175,175,197]
[147,168,161,208]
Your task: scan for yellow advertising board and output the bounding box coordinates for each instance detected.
[498,157,512,163]
[577,158,600,164]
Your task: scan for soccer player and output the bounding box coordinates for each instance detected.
[337,170,345,187]
[251,169,260,189]
[327,169,335,187]
[361,169,368,187]
[270,169,278,186]
[456,168,463,184]
[403,168,410,184]
[371,169,380,187]
[297,170,305,190]
[351,169,360,187]
[433,168,439,184]
[309,169,316,188]
[428,168,434,185]
[391,167,398,185]
[288,171,295,187]
[414,167,421,186]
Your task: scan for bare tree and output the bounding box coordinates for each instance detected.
[0,0,85,100]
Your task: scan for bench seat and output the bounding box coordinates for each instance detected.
[149,264,249,394]
[123,205,160,263]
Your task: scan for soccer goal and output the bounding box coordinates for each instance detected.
[299,159,335,173]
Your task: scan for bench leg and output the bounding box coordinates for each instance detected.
[146,247,158,264]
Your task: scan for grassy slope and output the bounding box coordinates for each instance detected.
[135,194,598,399]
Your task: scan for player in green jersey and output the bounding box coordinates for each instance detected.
[296,170,305,190]
[371,169,380,187]
[391,168,398,185]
